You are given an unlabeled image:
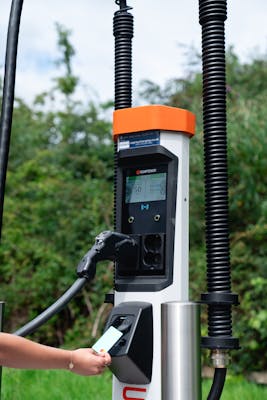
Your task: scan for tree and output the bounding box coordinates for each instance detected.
[0,24,114,346]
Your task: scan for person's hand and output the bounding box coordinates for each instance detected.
[70,348,111,376]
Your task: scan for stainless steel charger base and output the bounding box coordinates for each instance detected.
[162,302,201,400]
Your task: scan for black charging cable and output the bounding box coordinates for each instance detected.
[13,277,87,337]
[0,0,24,240]
[207,368,227,400]
[14,231,138,337]
[198,1,239,399]
[113,0,133,110]
[0,1,23,396]
[113,0,134,295]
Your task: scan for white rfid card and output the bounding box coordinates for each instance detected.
[92,326,123,353]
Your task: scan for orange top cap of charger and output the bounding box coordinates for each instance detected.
[113,105,195,140]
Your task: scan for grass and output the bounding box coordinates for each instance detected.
[1,369,113,400]
[202,375,267,400]
[1,369,267,399]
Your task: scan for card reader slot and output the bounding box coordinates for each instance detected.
[111,315,133,335]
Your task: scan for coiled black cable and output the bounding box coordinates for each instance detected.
[113,0,133,110]
[202,16,231,298]
[199,0,239,342]
[208,305,232,337]
[112,1,133,293]
[0,0,23,240]
[199,1,239,398]
[113,1,133,222]
[200,0,231,299]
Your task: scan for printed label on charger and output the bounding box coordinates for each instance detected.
[92,326,123,353]
[118,132,160,150]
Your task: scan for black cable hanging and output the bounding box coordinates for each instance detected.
[0,2,23,396]
[0,0,24,241]
[14,278,87,337]
[199,0,239,349]
[113,0,133,241]
[198,0,239,398]
[207,368,227,400]
[113,0,134,110]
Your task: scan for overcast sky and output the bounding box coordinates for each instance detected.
[0,0,267,106]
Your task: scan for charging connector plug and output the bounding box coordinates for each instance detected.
[76,231,138,281]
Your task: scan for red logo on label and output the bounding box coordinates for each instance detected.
[136,169,141,175]
[122,386,147,400]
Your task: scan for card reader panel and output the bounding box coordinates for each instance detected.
[105,301,153,384]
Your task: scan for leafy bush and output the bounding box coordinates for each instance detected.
[0,25,114,346]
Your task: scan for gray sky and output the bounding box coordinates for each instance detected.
[0,0,267,105]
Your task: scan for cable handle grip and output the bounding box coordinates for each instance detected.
[76,231,138,280]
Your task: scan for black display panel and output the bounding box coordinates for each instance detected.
[125,172,167,203]
[115,145,178,292]
[122,165,167,235]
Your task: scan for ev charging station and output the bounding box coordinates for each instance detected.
[107,4,202,397]
[107,105,200,399]
[0,1,239,399]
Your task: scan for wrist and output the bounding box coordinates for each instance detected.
[68,351,75,372]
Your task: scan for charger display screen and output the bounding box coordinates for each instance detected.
[125,172,167,203]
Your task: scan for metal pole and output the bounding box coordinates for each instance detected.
[162,302,201,400]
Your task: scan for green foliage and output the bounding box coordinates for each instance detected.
[0,24,114,346]
[1,142,113,343]
[54,23,79,98]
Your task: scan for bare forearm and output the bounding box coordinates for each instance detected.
[0,333,69,370]
[0,332,111,376]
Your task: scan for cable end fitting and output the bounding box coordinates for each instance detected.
[115,0,133,14]
[211,350,230,369]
